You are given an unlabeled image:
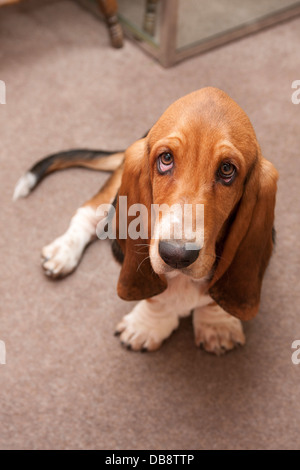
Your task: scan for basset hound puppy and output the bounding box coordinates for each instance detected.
[14,87,278,354]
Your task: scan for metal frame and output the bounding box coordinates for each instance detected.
[120,0,300,67]
[76,0,300,67]
[156,0,178,67]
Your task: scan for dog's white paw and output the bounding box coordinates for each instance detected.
[193,305,245,355]
[41,207,97,278]
[115,302,179,352]
[41,235,83,278]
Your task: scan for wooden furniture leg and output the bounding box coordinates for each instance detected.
[97,0,123,48]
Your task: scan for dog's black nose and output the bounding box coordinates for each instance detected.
[158,240,201,269]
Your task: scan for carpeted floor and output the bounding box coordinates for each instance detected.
[0,0,300,450]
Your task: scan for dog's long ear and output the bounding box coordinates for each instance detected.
[115,138,167,301]
[209,155,278,321]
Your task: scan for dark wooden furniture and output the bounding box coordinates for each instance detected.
[97,0,123,48]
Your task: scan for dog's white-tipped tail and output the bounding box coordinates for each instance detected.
[13,172,37,201]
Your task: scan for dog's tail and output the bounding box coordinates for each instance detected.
[13,148,125,201]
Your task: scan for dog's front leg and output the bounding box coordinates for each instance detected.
[115,275,212,352]
[115,297,181,352]
[193,301,245,355]
[41,165,123,277]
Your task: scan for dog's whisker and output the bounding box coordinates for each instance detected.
[136,255,151,273]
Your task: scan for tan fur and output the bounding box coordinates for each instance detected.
[83,163,124,209]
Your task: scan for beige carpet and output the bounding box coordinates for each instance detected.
[1,0,300,450]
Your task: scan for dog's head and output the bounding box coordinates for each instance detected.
[116,87,278,320]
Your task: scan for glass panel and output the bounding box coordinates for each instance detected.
[118,0,162,46]
[177,0,300,50]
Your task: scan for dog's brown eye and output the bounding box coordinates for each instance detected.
[161,152,173,165]
[157,152,174,174]
[220,162,234,175]
[218,162,236,184]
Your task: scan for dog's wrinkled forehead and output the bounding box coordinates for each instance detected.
[148,87,258,161]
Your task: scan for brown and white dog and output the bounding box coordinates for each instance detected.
[13,87,278,354]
